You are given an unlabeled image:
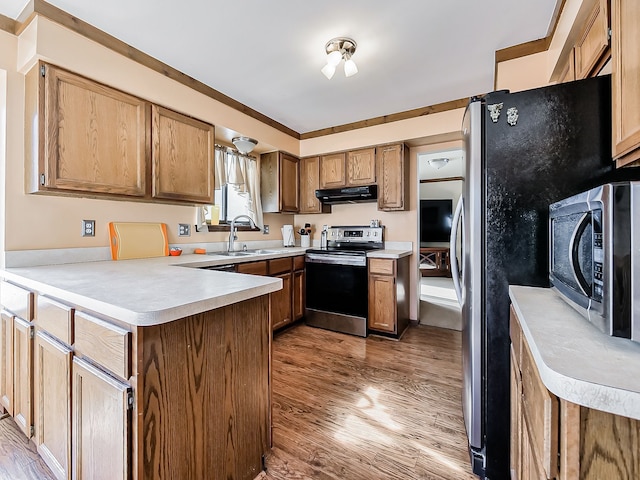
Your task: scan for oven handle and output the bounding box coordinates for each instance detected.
[569,211,592,297]
[305,253,366,267]
[450,195,463,305]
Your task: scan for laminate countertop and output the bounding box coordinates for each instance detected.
[1,251,312,327]
[509,285,640,420]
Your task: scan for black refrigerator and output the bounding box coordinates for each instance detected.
[451,75,613,479]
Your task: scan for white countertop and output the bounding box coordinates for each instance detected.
[509,285,640,420]
[366,249,412,259]
[1,252,305,327]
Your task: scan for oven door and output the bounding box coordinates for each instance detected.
[305,261,368,318]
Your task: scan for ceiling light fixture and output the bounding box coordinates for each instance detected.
[232,136,258,154]
[321,37,358,79]
[428,158,450,170]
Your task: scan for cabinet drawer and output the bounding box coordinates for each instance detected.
[509,306,522,370]
[368,258,395,276]
[293,255,305,271]
[74,312,130,380]
[36,296,74,346]
[0,281,34,321]
[236,261,268,276]
[521,339,558,479]
[268,257,292,275]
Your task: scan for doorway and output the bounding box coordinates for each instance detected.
[417,149,464,330]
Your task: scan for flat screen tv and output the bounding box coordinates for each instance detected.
[420,199,453,243]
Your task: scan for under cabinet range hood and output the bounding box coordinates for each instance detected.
[315,185,377,204]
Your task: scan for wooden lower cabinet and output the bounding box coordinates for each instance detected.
[34,331,72,480]
[510,305,640,479]
[271,272,292,330]
[0,311,13,415]
[293,269,305,321]
[367,256,410,336]
[72,357,130,480]
[13,316,33,438]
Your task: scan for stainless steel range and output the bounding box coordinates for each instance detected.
[305,225,383,337]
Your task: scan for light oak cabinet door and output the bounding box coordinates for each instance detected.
[280,153,300,212]
[271,272,292,331]
[558,48,576,83]
[347,148,376,186]
[13,316,33,438]
[377,143,408,211]
[72,357,130,480]
[261,151,299,213]
[30,63,147,197]
[319,153,346,189]
[151,105,215,203]
[299,156,329,214]
[0,311,13,415]
[510,347,522,480]
[293,269,305,321]
[34,331,71,480]
[575,0,610,79]
[612,0,640,165]
[368,274,396,333]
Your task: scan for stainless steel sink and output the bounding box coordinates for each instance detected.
[243,249,281,254]
[210,251,254,257]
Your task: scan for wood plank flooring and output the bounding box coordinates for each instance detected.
[262,324,476,480]
[0,413,55,479]
[0,323,475,480]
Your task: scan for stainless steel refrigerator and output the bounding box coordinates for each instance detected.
[451,75,613,479]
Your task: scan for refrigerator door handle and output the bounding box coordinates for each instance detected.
[450,195,464,305]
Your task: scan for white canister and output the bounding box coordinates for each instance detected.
[300,235,310,248]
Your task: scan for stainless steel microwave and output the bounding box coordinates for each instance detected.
[549,181,639,341]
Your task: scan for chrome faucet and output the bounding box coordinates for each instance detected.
[228,215,258,252]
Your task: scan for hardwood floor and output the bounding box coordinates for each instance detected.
[0,413,55,479]
[262,324,477,480]
[0,323,475,480]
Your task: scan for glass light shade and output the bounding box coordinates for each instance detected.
[231,136,257,154]
[327,50,342,66]
[344,58,358,77]
[321,63,336,80]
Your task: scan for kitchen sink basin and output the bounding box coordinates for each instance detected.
[211,251,254,257]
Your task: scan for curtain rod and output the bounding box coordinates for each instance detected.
[214,144,257,159]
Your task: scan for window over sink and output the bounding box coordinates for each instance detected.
[200,145,263,232]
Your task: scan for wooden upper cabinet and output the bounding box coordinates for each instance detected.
[27,62,148,197]
[347,148,376,186]
[612,0,640,165]
[151,105,215,204]
[558,48,577,83]
[575,0,610,79]
[319,152,346,189]
[261,151,299,213]
[377,143,408,211]
[299,156,330,214]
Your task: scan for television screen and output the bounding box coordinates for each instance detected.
[420,199,453,243]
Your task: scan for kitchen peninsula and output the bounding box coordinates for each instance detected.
[1,254,284,480]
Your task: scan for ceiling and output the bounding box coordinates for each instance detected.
[1,0,559,135]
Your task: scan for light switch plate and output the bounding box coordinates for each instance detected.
[178,224,191,236]
[82,220,95,237]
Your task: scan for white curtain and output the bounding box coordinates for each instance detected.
[213,145,263,228]
[243,157,263,229]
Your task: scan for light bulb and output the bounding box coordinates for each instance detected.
[344,58,358,77]
[321,63,336,80]
[327,50,342,67]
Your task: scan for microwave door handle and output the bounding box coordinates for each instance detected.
[450,196,464,305]
[569,211,593,297]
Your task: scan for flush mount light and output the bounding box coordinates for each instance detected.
[428,158,450,170]
[321,37,358,79]
[232,136,258,154]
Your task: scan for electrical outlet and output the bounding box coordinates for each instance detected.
[178,224,191,236]
[82,220,95,237]
[263,224,269,235]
